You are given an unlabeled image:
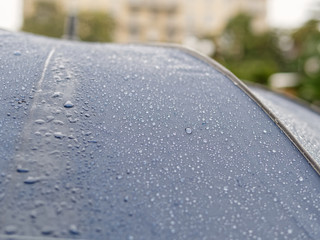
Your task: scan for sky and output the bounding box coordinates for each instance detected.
[0,0,317,31]
[0,0,22,31]
[267,0,316,28]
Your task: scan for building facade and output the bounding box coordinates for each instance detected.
[23,0,268,43]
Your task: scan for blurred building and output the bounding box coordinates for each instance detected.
[23,0,268,43]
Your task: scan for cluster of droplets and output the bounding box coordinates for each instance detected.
[2,50,86,237]
[1,33,320,239]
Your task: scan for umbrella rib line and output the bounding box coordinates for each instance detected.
[38,48,55,92]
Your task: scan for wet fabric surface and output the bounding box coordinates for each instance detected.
[0,30,320,240]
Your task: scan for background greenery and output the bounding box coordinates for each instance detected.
[22,1,115,42]
[21,1,320,105]
[209,13,320,105]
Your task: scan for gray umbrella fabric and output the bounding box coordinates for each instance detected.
[0,30,320,240]
[250,86,320,170]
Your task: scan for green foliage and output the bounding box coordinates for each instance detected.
[21,1,115,42]
[291,20,320,104]
[212,13,320,104]
[213,14,283,84]
[77,11,115,42]
[22,1,65,38]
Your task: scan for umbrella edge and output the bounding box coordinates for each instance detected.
[146,42,320,177]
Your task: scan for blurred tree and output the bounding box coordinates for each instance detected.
[212,14,284,84]
[77,11,115,42]
[291,19,320,104]
[21,1,115,42]
[22,1,65,38]
[212,13,320,105]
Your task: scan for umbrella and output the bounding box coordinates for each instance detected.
[0,30,320,240]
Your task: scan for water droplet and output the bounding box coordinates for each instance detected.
[46,115,55,122]
[34,200,45,207]
[54,132,64,139]
[16,165,29,173]
[64,101,74,108]
[53,120,64,125]
[5,225,17,235]
[185,127,192,134]
[35,119,45,125]
[68,118,78,123]
[41,226,53,235]
[13,51,21,56]
[30,209,37,219]
[0,193,5,201]
[34,131,42,136]
[263,130,267,134]
[24,176,40,184]
[52,92,62,98]
[299,176,304,182]
[69,224,79,235]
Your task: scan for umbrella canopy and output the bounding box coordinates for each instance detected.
[249,86,320,170]
[0,30,320,240]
